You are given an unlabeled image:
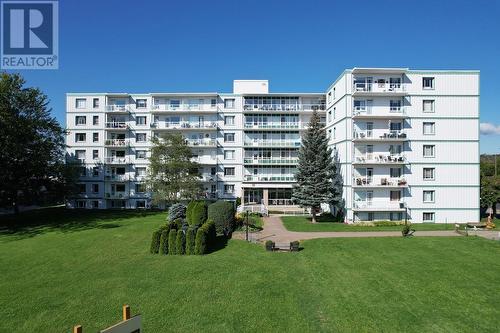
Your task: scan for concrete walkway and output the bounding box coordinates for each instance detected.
[250,216,461,243]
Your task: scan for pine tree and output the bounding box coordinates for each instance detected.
[292,110,343,223]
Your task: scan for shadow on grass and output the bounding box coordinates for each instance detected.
[209,235,229,253]
[0,207,162,239]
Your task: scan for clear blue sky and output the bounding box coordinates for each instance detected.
[9,0,500,153]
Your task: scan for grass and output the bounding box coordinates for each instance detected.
[1,208,500,332]
[281,215,491,232]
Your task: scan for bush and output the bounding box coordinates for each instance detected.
[194,226,207,255]
[402,224,411,237]
[187,200,208,226]
[150,230,161,254]
[290,241,300,252]
[235,197,241,207]
[208,200,235,236]
[176,230,186,255]
[168,229,177,255]
[185,228,196,255]
[265,240,275,251]
[159,229,170,255]
[205,219,216,250]
[168,203,186,223]
[170,218,184,230]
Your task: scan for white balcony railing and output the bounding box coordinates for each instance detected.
[243,104,326,112]
[353,106,406,117]
[152,104,217,112]
[105,139,128,146]
[244,140,301,147]
[244,175,296,182]
[185,139,217,147]
[105,174,129,181]
[243,157,299,165]
[353,130,407,140]
[105,192,128,199]
[152,121,217,129]
[105,122,128,129]
[353,82,406,93]
[353,200,404,210]
[353,177,408,187]
[104,157,129,164]
[244,122,302,129]
[106,105,129,112]
[354,154,406,164]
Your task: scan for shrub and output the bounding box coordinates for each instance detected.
[168,203,186,223]
[187,200,208,226]
[168,229,177,255]
[290,241,300,252]
[235,197,241,207]
[176,230,186,255]
[159,229,170,255]
[208,200,235,236]
[402,224,411,237]
[194,226,207,255]
[265,240,275,251]
[185,228,196,255]
[150,230,161,254]
[205,219,217,250]
[170,218,184,230]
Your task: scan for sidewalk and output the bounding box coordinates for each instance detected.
[250,216,462,243]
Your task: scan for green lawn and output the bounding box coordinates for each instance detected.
[1,209,500,332]
[282,216,475,232]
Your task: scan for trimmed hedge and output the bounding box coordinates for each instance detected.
[159,229,170,255]
[176,230,186,255]
[185,228,196,255]
[208,200,235,236]
[168,203,186,223]
[187,200,208,226]
[194,226,207,255]
[150,230,162,254]
[168,229,177,255]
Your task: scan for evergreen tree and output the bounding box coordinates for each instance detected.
[292,110,343,222]
[145,133,202,206]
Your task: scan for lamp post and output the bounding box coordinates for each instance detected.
[245,210,249,241]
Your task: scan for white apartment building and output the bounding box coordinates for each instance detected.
[326,68,479,223]
[66,68,480,223]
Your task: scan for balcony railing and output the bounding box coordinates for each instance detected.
[354,177,408,187]
[244,140,301,147]
[105,139,129,146]
[244,122,301,129]
[185,139,217,147]
[105,174,129,181]
[353,130,407,140]
[152,121,217,129]
[104,157,129,164]
[243,104,326,111]
[244,158,299,164]
[105,192,129,199]
[354,154,406,164]
[244,175,296,182]
[105,122,128,129]
[353,106,406,117]
[151,104,217,112]
[353,82,406,93]
[353,200,404,210]
[106,105,130,112]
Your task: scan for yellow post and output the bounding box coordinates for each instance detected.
[122,305,130,321]
[73,325,82,333]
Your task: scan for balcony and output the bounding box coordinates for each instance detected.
[104,157,129,164]
[105,105,130,113]
[352,82,406,96]
[105,122,128,129]
[199,174,217,182]
[244,122,301,130]
[353,130,408,142]
[243,104,326,112]
[353,154,407,165]
[244,157,299,165]
[185,139,217,147]
[105,174,129,181]
[151,104,217,113]
[352,106,408,119]
[104,139,129,147]
[244,140,301,148]
[152,121,217,130]
[244,175,295,182]
[105,192,129,199]
[353,200,405,211]
[353,177,408,188]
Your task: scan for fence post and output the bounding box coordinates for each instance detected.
[73,325,82,333]
[123,305,130,321]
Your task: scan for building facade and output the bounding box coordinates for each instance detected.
[66,68,480,223]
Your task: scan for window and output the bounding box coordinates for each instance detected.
[116,167,126,175]
[75,133,86,142]
[390,122,402,131]
[75,98,86,108]
[423,190,435,203]
[328,110,331,122]
[423,212,435,222]
[136,116,147,126]
[390,100,401,111]
[78,184,86,193]
[211,98,217,108]
[76,150,86,161]
[136,150,147,159]
[333,127,336,139]
[75,116,86,125]
[390,168,402,178]
[93,115,99,125]
[423,145,435,157]
[327,91,331,103]
[224,150,235,160]
[76,200,86,208]
[224,184,235,194]
[333,88,336,99]
[92,167,99,177]
[170,100,180,108]
[136,167,147,177]
[136,200,146,208]
[92,150,98,159]
[136,99,147,108]
[92,200,99,208]
[93,98,99,108]
[423,122,435,135]
[224,99,235,109]
[93,133,99,142]
[115,184,126,192]
[224,167,235,176]
[390,190,401,201]
[423,168,435,180]
[423,77,434,89]
[91,184,99,193]
[136,133,147,142]
[390,212,402,221]
[224,133,235,142]
[224,116,235,126]
[423,100,435,113]
[135,183,146,193]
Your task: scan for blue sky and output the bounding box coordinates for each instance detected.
[8,0,500,153]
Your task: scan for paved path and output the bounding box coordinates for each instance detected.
[249,216,461,243]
